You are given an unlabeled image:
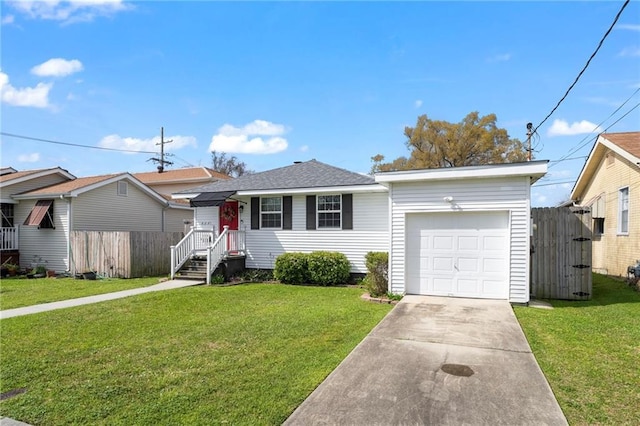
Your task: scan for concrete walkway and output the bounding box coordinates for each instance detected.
[285,295,567,425]
[0,279,203,320]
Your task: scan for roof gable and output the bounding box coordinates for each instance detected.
[13,173,169,205]
[570,132,640,200]
[0,167,75,186]
[178,160,376,195]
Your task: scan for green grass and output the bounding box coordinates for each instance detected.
[0,284,392,425]
[514,274,640,425]
[0,276,164,310]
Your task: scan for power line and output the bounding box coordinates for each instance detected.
[0,131,157,154]
[602,101,640,133]
[549,88,640,168]
[531,0,630,136]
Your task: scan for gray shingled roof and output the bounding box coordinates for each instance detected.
[180,160,375,194]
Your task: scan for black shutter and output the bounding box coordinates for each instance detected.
[251,197,260,230]
[283,196,292,230]
[342,194,353,230]
[306,195,316,230]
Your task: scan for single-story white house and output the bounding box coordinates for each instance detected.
[173,159,547,303]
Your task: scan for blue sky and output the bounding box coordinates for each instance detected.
[1,0,639,207]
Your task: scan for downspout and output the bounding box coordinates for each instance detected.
[65,196,72,273]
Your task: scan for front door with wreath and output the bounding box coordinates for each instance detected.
[219,201,239,232]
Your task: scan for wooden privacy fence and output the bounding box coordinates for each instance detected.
[70,231,184,278]
[531,207,592,300]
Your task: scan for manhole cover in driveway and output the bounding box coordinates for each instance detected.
[441,363,474,377]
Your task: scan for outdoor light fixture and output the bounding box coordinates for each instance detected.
[239,205,244,213]
[443,196,454,203]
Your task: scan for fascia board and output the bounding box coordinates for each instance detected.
[236,184,388,196]
[375,161,548,184]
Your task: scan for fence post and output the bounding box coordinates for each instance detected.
[206,246,212,285]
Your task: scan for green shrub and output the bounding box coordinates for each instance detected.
[274,253,310,284]
[365,251,388,297]
[307,251,350,286]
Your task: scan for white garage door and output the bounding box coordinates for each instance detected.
[406,211,509,299]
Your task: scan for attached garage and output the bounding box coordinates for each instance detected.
[375,161,547,303]
[406,211,509,299]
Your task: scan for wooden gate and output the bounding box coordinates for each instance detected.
[531,207,592,300]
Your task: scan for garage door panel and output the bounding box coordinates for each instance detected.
[458,257,479,272]
[433,257,453,271]
[483,258,504,273]
[433,278,453,293]
[406,212,509,299]
[458,236,479,250]
[433,236,454,250]
[457,279,479,294]
[483,235,507,250]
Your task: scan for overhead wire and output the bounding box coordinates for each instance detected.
[531,0,631,136]
[548,87,640,168]
[0,131,157,154]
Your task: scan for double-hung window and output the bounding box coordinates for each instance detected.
[618,187,629,234]
[261,197,282,228]
[317,195,341,228]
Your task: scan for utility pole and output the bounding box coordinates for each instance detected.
[526,122,533,161]
[148,127,173,172]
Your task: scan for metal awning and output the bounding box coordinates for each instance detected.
[190,191,236,207]
[23,199,53,226]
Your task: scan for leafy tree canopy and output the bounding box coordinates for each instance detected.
[211,151,252,177]
[372,112,528,173]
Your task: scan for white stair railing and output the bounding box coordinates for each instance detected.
[206,226,229,284]
[170,227,215,279]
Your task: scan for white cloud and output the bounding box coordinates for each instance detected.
[487,53,511,63]
[31,58,83,77]
[1,14,15,25]
[0,71,52,108]
[98,134,197,154]
[18,152,41,163]
[617,24,640,32]
[618,47,640,57]
[209,120,289,154]
[8,0,132,24]
[414,99,423,108]
[547,119,602,136]
[299,145,309,152]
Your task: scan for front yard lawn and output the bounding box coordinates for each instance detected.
[514,274,640,425]
[0,283,392,425]
[0,276,164,310]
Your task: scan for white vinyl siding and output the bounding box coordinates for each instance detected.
[72,181,164,231]
[386,177,531,303]
[237,192,388,273]
[194,206,218,232]
[163,207,192,234]
[14,198,70,273]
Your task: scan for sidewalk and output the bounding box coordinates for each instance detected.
[0,279,203,320]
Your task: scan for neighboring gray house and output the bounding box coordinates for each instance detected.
[173,159,547,304]
[3,170,190,273]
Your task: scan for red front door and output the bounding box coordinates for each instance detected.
[219,201,239,232]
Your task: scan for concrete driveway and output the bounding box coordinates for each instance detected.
[285,295,567,425]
